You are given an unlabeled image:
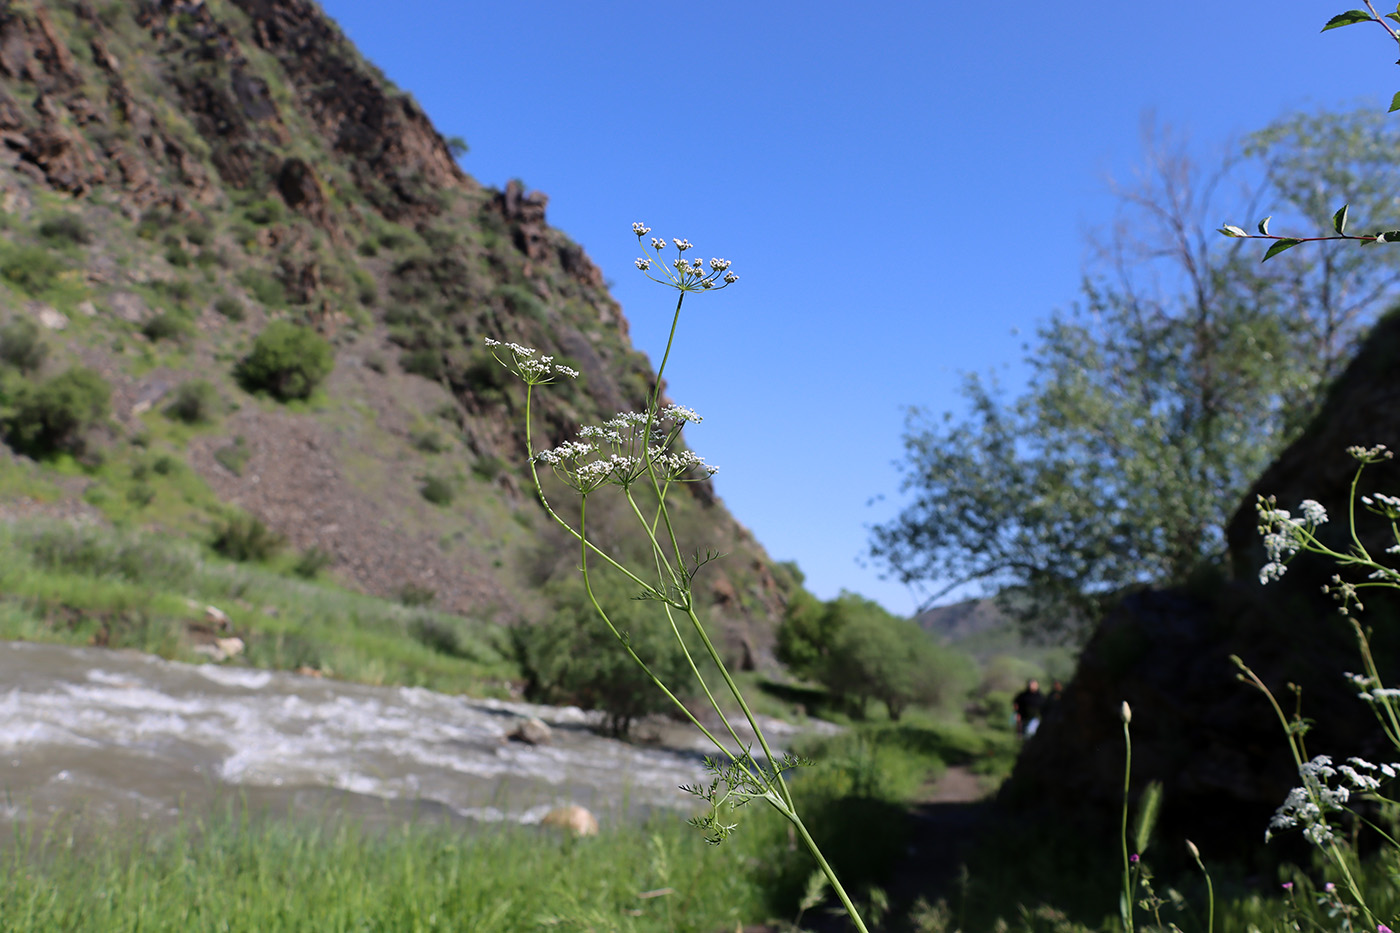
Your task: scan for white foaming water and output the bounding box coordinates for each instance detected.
[0,641,784,829]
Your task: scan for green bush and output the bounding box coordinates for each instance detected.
[397,583,436,607]
[213,436,250,475]
[239,269,287,309]
[37,214,90,247]
[515,573,695,737]
[212,296,245,321]
[3,366,110,457]
[210,513,284,562]
[142,311,194,344]
[0,318,48,373]
[292,545,334,579]
[419,474,454,506]
[0,245,65,295]
[236,321,333,401]
[164,379,220,424]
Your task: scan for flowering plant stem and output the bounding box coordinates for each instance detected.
[495,228,869,933]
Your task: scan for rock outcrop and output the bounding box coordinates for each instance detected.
[999,305,1400,861]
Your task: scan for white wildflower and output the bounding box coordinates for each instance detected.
[636,258,652,270]
[1299,499,1328,525]
[632,222,651,236]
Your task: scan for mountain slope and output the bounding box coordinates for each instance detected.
[0,0,795,652]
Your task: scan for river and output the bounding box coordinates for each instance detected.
[0,641,831,835]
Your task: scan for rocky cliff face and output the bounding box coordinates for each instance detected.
[0,0,794,644]
[998,306,1400,861]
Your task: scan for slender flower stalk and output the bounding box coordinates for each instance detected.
[486,224,867,933]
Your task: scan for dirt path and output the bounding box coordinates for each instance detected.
[791,765,993,933]
[879,765,993,924]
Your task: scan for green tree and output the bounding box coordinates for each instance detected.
[3,366,110,458]
[871,110,1400,642]
[236,321,333,401]
[515,572,695,738]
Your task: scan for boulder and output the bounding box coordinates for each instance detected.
[1000,305,1400,861]
[540,805,598,837]
[508,716,552,746]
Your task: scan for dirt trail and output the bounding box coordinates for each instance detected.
[791,765,993,932]
[880,765,993,922]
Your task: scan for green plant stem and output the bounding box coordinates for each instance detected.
[1189,848,1213,933]
[789,812,872,933]
[1121,715,1134,933]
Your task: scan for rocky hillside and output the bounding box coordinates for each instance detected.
[0,0,796,652]
[997,305,1400,862]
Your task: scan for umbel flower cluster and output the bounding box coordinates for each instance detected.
[1268,755,1399,846]
[630,222,738,292]
[535,405,716,494]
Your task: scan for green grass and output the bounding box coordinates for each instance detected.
[0,520,513,691]
[0,803,777,932]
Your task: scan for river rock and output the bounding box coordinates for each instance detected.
[508,716,552,746]
[540,805,598,837]
[214,637,244,659]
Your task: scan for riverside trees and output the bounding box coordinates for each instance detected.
[870,110,1400,642]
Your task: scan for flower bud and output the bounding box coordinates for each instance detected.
[1185,839,1199,858]
[1121,701,1132,724]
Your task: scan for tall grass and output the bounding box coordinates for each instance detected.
[0,804,774,932]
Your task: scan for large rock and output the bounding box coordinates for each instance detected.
[1000,305,1400,860]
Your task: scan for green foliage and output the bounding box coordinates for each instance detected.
[213,295,245,321]
[0,318,48,373]
[213,436,250,476]
[397,582,436,607]
[141,311,194,344]
[515,573,695,737]
[0,803,775,933]
[0,245,65,295]
[418,474,454,506]
[164,379,220,424]
[3,366,110,458]
[36,214,90,247]
[236,321,333,401]
[873,110,1400,641]
[292,545,333,579]
[210,513,284,563]
[238,269,287,308]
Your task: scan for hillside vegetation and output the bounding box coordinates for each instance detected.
[0,0,798,666]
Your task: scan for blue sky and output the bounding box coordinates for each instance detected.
[315,2,1395,615]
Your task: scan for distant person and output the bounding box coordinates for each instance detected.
[1013,679,1044,737]
[1044,680,1064,717]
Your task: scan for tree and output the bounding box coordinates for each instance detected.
[871,110,1400,642]
[514,572,695,738]
[779,591,971,720]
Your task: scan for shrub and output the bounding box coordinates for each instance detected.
[126,484,156,507]
[471,454,504,482]
[0,318,48,372]
[37,214,90,247]
[419,474,454,506]
[236,321,333,401]
[3,366,110,457]
[142,312,194,344]
[0,245,65,295]
[411,429,450,454]
[164,379,220,424]
[398,583,436,607]
[514,573,695,737]
[239,269,287,309]
[400,348,446,381]
[212,296,245,321]
[213,436,250,475]
[293,545,334,579]
[210,513,284,562]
